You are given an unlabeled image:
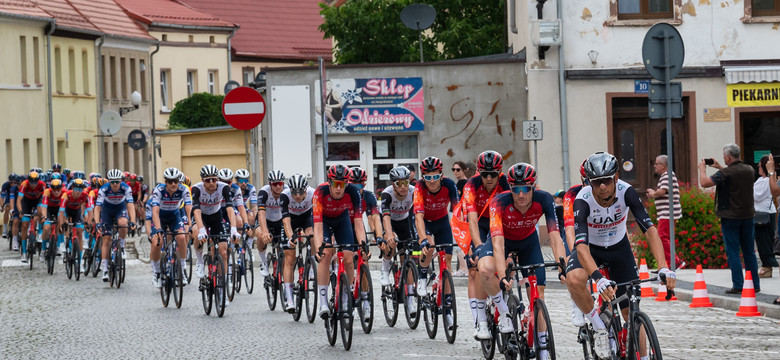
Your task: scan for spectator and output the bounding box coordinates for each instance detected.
[698,144,760,293]
[553,189,566,236]
[452,161,468,197]
[463,161,477,179]
[646,155,682,267]
[754,155,779,278]
[408,164,417,187]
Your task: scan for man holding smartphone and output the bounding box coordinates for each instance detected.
[698,143,760,294]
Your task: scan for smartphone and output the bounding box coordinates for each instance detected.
[705,158,714,166]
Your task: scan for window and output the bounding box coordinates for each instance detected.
[110,56,117,99]
[83,141,92,173]
[139,59,147,100]
[130,58,137,96]
[162,34,168,41]
[188,35,194,43]
[33,37,40,84]
[54,47,62,93]
[68,48,76,94]
[57,140,66,166]
[36,138,43,168]
[23,139,30,172]
[208,70,218,94]
[187,70,197,96]
[82,50,89,95]
[242,68,254,86]
[120,57,127,99]
[6,140,12,175]
[20,36,27,85]
[753,0,780,16]
[160,69,171,110]
[618,0,672,20]
[101,55,107,99]
[209,36,215,45]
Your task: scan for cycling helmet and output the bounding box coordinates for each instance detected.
[268,170,285,182]
[122,171,130,179]
[580,159,588,180]
[73,171,86,180]
[584,152,619,179]
[106,169,123,180]
[46,170,53,176]
[389,166,411,181]
[51,162,62,171]
[130,173,138,181]
[349,167,367,183]
[288,174,308,190]
[235,169,250,180]
[200,164,218,178]
[50,179,63,189]
[138,175,144,182]
[163,167,180,180]
[218,168,233,181]
[32,167,43,174]
[27,171,39,181]
[178,172,185,182]
[507,163,537,186]
[39,174,49,183]
[327,164,350,181]
[50,173,62,181]
[8,173,16,181]
[477,150,503,172]
[15,174,25,182]
[63,168,71,176]
[94,178,107,188]
[72,178,86,189]
[419,156,443,173]
[183,176,191,187]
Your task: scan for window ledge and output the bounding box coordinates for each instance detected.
[606,18,682,27]
[160,109,172,114]
[742,15,780,23]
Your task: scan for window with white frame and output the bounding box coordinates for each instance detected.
[208,70,218,94]
[160,69,171,110]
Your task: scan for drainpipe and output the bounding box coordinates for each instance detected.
[509,0,518,34]
[96,35,105,173]
[537,0,550,60]
[150,42,160,181]
[226,26,238,82]
[45,20,56,164]
[557,0,570,188]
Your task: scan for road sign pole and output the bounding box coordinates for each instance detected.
[319,58,328,180]
[534,140,539,182]
[662,28,677,270]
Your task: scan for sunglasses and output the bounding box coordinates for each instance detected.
[451,168,462,172]
[271,181,284,187]
[203,178,218,183]
[511,185,534,194]
[589,176,615,187]
[353,183,364,190]
[422,174,442,182]
[394,179,410,187]
[330,180,347,189]
[165,179,179,184]
[480,171,500,179]
[110,180,121,185]
[237,179,249,184]
[291,190,306,196]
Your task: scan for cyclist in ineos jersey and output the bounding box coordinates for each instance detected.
[349,167,382,237]
[565,152,676,359]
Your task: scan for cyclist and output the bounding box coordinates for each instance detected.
[17,171,46,263]
[51,163,62,174]
[563,159,590,327]
[256,170,290,277]
[2,173,18,240]
[565,152,676,359]
[59,178,90,272]
[4,175,22,250]
[313,164,367,318]
[283,174,314,237]
[348,167,382,238]
[192,165,239,305]
[413,156,459,318]
[150,168,192,287]
[218,168,249,245]
[40,178,67,260]
[93,169,136,282]
[480,163,566,357]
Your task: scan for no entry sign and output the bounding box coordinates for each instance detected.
[222,87,266,130]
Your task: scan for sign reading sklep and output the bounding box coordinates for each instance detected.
[727,82,780,107]
[315,78,424,134]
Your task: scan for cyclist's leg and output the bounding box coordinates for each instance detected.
[469,217,491,329]
[333,212,356,284]
[476,236,510,317]
[513,231,547,300]
[100,207,119,270]
[433,216,455,271]
[116,209,129,247]
[604,237,639,322]
[317,219,336,308]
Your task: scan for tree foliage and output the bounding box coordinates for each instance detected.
[319,0,505,64]
[168,92,226,129]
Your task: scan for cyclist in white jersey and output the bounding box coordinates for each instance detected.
[565,152,676,359]
[218,168,249,245]
[378,166,416,287]
[235,169,258,246]
[192,165,239,282]
[256,170,291,278]
[150,168,192,287]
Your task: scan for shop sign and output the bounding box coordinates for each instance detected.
[727,82,780,107]
[315,78,424,134]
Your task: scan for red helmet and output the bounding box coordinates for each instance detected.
[130,173,138,180]
[349,167,367,183]
[477,150,503,172]
[420,156,443,173]
[580,159,588,181]
[122,171,130,179]
[327,164,350,181]
[507,163,537,186]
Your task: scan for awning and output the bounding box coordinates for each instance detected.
[724,66,780,84]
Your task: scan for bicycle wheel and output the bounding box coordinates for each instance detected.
[481,309,497,360]
[382,261,399,327]
[173,257,184,309]
[292,257,304,322]
[160,251,171,308]
[442,269,457,344]
[27,239,34,270]
[423,287,439,339]
[503,294,521,360]
[235,250,244,294]
[356,263,374,334]
[265,253,278,310]
[92,239,101,278]
[201,255,213,315]
[227,247,236,302]
[339,272,353,351]
[402,260,421,330]
[185,240,193,283]
[65,246,73,279]
[47,236,56,275]
[533,298,556,360]
[245,250,255,294]
[115,249,124,289]
[579,325,597,360]
[215,254,227,318]
[628,311,662,360]
[74,249,81,281]
[83,247,92,276]
[325,273,338,346]
[304,256,318,323]
[109,258,116,288]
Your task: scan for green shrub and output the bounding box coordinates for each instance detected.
[168,92,226,129]
[632,183,728,269]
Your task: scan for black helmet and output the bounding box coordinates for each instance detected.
[8,173,17,181]
[389,166,411,182]
[506,163,537,186]
[349,167,367,183]
[51,162,62,171]
[584,152,619,179]
[327,164,350,181]
[419,156,443,173]
[477,150,503,173]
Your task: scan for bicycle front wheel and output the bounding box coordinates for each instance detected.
[303,256,318,323]
[74,249,81,281]
[115,249,124,289]
[65,245,73,279]
[480,310,497,360]
[325,273,338,346]
[533,298,556,360]
[402,260,421,330]
[214,255,227,317]
[91,239,101,277]
[628,311,662,360]
[227,247,236,302]
[245,250,255,294]
[201,255,213,315]
[382,261,399,327]
[47,237,56,275]
[339,272,353,351]
[265,253,278,310]
[441,269,457,344]
[185,240,193,283]
[173,257,184,309]
[160,253,171,307]
[357,263,374,334]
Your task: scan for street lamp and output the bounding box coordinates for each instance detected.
[120,91,142,116]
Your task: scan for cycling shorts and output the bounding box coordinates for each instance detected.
[100,205,129,227]
[566,236,638,309]
[202,212,228,243]
[290,211,313,232]
[480,230,546,286]
[44,206,59,224]
[64,208,83,225]
[322,211,356,252]
[20,197,41,217]
[153,211,185,234]
[422,215,453,255]
[391,218,419,253]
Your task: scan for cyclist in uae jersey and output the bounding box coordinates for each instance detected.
[283,174,314,234]
[149,168,193,287]
[59,179,90,271]
[565,152,676,359]
[217,168,249,238]
[17,172,46,262]
[313,164,366,318]
[93,169,137,281]
[256,170,291,278]
[191,165,238,282]
[40,179,67,255]
[378,166,417,286]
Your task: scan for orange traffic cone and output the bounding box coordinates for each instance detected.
[639,259,655,298]
[655,283,677,301]
[736,271,762,317]
[689,265,713,308]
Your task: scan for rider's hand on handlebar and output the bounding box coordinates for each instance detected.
[596,278,616,301]
[658,267,677,290]
[500,276,513,291]
[197,227,208,241]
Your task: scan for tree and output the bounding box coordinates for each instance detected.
[167,92,226,129]
[319,0,505,64]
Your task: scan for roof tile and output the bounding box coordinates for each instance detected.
[68,0,154,40]
[35,0,100,33]
[0,0,51,20]
[114,0,234,28]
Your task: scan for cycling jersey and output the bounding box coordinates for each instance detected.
[240,184,258,206]
[283,187,314,215]
[380,184,414,221]
[191,182,233,216]
[313,183,362,222]
[40,188,65,208]
[179,184,192,209]
[489,190,558,240]
[60,190,90,211]
[226,183,245,209]
[1,181,14,203]
[95,183,134,208]
[18,180,46,200]
[130,182,141,202]
[463,174,510,218]
[412,177,458,221]
[150,184,192,215]
[563,184,583,228]
[2,183,18,206]
[257,184,290,222]
[359,189,380,217]
[573,180,654,248]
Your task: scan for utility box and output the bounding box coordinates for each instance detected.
[531,19,562,46]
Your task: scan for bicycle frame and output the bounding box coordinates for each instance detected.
[390,239,417,296]
[506,257,565,350]
[319,243,351,314]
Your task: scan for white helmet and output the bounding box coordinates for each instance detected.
[163,167,180,180]
[235,168,250,180]
[268,170,284,182]
[218,168,233,181]
[288,174,308,190]
[178,172,185,182]
[106,169,122,180]
[200,164,218,178]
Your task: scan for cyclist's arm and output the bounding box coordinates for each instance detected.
[539,191,566,262]
[562,190,578,253]
[152,206,161,232]
[15,184,24,213]
[256,190,270,236]
[222,186,236,229]
[280,193,293,239]
[489,199,508,276]
[625,186,669,270]
[573,198,599,276]
[349,188,366,245]
[93,205,102,226]
[312,191,323,251]
[124,185,136,224]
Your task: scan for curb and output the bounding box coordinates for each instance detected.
[672,279,780,320]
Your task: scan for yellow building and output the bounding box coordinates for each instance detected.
[156,126,254,182]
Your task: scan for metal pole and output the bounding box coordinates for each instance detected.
[534,140,539,178]
[319,58,328,179]
[557,0,571,189]
[418,25,424,63]
[663,29,676,270]
[244,130,251,171]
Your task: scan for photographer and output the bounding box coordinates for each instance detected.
[754,155,780,279]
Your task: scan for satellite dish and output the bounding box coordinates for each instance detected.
[98,110,122,136]
[400,4,436,31]
[224,80,240,95]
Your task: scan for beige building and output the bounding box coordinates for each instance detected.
[157,126,253,183]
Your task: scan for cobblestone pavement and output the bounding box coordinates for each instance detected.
[1,241,779,359]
